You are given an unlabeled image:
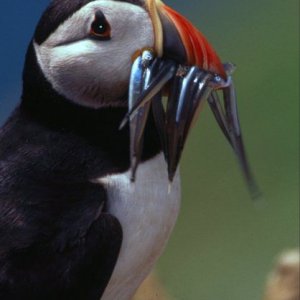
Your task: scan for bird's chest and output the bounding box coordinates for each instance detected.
[96,153,181,300]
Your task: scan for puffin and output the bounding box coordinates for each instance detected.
[0,0,257,299]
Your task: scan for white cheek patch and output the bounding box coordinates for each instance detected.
[34,0,155,108]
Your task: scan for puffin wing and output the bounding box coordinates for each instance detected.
[0,211,122,300]
[0,144,122,300]
[0,205,122,300]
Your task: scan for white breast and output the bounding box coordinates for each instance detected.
[95,153,181,300]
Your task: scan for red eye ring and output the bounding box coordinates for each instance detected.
[90,11,111,40]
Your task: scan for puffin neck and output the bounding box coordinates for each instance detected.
[20,42,161,158]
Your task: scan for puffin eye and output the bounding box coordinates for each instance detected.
[90,11,111,40]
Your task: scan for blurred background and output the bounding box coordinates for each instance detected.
[0,0,298,299]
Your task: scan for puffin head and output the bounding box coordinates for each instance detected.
[32,0,154,108]
[31,0,226,109]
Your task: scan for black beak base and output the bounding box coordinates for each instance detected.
[121,51,260,198]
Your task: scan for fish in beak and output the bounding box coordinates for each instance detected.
[121,0,259,197]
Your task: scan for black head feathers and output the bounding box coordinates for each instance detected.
[34,0,145,45]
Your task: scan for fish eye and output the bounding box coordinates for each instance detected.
[90,11,111,40]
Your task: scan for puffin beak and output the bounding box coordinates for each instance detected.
[149,0,226,78]
[121,0,260,197]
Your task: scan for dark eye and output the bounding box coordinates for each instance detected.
[90,11,111,40]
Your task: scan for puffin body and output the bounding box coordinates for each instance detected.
[0,102,180,300]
